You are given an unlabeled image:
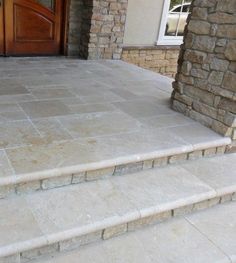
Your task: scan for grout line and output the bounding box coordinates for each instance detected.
[184,216,233,263]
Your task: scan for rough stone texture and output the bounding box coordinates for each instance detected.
[67,0,83,56]
[122,46,180,78]
[172,0,236,146]
[74,0,128,59]
[67,0,128,58]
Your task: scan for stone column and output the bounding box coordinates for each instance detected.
[79,0,128,59]
[68,0,83,56]
[171,0,236,148]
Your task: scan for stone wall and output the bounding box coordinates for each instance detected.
[122,46,179,78]
[67,0,83,56]
[171,0,236,146]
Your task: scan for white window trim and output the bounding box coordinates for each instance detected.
[157,0,184,46]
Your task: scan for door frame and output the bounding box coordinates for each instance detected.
[0,0,5,54]
[0,0,71,56]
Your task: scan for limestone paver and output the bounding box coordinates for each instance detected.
[58,112,142,138]
[29,88,75,100]
[0,197,44,247]
[113,100,173,119]
[5,127,190,174]
[181,154,236,195]
[20,100,71,118]
[139,113,195,129]
[186,202,236,261]
[0,120,42,149]
[0,150,14,177]
[112,165,215,213]
[0,86,29,96]
[168,123,229,150]
[32,119,73,143]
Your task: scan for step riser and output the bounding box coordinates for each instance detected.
[1,192,235,263]
[0,146,227,199]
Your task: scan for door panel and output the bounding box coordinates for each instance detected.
[35,0,55,11]
[0,0,4,54]
[5,0,63,56]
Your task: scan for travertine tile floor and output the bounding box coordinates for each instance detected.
[0,58,229,177]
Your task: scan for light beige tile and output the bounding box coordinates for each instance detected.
[20,100,71,118]
[0,120,41,148]
[186,202,236,261]
[0,150,14,177]
[113,100,173,119]
[0,111,28,122]
[58,112,142,138]
[0,86,29,96]
[30,88,74,100]
[32,119,72,143]
[0,197,43,246]
[69,103,116,115]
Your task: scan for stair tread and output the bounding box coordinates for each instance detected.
[35,201,236,263]
[1,123,231,185]
[0,154,235,257]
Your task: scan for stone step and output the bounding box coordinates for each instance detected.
[1,154,236,262]
[0,125,231,199]
[33,201,236,263]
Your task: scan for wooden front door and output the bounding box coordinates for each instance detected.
[1,0,63,56]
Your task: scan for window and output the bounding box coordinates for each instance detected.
[157,0,192,45]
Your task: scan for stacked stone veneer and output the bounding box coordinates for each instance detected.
[67,0,83,56]
[172,0,236,144]
[122,46,179,78]
[74,0,128,59]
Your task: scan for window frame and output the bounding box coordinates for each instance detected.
[157,0,189,46]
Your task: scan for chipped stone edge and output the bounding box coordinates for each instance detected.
[0,185,235,260]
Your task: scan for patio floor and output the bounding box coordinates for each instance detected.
[0,58,230,182]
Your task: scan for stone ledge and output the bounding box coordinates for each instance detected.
[0,137,231,199]
[122,45,180,51]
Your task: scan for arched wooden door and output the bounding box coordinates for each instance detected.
[2,0,64,56]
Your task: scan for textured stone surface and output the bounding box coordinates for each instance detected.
[122,47,179,78]
[172,0,236,143]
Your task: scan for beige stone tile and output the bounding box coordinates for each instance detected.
[0,86,29,96]
[0,111,28,122]
[20,100,71,118]
[0,94,36,104]
[181,154,236,193]
[186,202,236,261]
[0,120,41,148]
[32,119,72,143]
[79,92,123,104]
[0,197,43,246]
[0,103,21,113]
[58,112,142,138]
[168,123,225,148]
[6,139,103,174]
[140,113,194,129]
[138,217,229,263]
[112,166,214,211]
[25,181,134,235]
[0,150,14,177]
[69,103,117,115]
[29,88,74,100]
[113,100,173,119]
